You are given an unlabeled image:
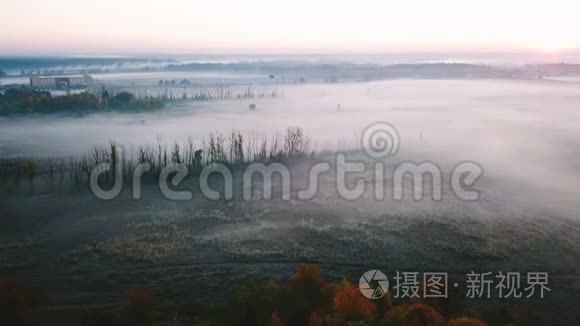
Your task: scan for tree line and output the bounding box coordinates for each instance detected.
[0,88,163,114]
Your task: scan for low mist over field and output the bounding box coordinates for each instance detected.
[2,1,580,324]
[2,77,579,216]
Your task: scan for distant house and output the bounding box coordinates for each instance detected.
[30,75,94,88]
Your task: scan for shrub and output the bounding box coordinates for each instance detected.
[0,279,45,326]
[227,281,281,326]
[403,303,445,326]
[126,287,154,325]
[308,312,323,326]
[333,281,376,321]
[383,304,410,325]
[113,91,135,104]
[278,264,334,325]
[269,311,283,326]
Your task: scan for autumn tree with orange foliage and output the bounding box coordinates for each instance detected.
[333,280,376,321]
[308,312,323,326]
[64,264,552,325]
[269,311,284,326]
[277,264,335,326]
[126,287,154,325]
[403,303,445,326]
[0,279,46,326]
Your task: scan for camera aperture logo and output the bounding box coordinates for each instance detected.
[359,270,389,299]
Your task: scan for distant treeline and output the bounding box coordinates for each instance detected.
[164,62,515,81]
[4,56,580,81]
[0,127,312,193]
[165,61,580,81]
[160,62,580,80]
[0,89,163,114]
[0,56,175,74]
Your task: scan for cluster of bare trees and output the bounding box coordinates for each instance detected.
[0,127,311,193]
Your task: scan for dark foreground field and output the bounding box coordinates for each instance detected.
[0,166,579,325]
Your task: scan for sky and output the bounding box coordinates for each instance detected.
[1,0,579,55]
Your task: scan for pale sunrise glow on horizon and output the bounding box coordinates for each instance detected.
[1,0,580,54]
